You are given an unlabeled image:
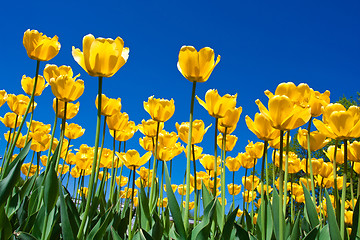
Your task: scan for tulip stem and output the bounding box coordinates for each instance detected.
[192,144,198,226]
[128,167,136,240]
[306,119,316,204]
[213,118,219,198]
[232,172,235,212]
[332,140,340,223]
[283,130,290,215]
[221,129,227,228]
[110,130,117,202]
[1,128,12,173]
[44,99,58,180]
[278,130,284,240]
[93,116,107,198]
[350,161,355,212]
[340,139,348,239]
[26,151,36,180]
[77,76,103,240]
[243,168,248,213]
[55,102,67,171]
[24,99,35,144]
[149,121,160,212]
[2,60,40,179]
[184,81,196,232]
[260,140,268,240]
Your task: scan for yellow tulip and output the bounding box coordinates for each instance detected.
[217,134,238,152]
[176,119,211,144]
[40,155,48,166]
[158,130,179,148]
[52,138,70,158]
[199,154,220,172]
[0,90,7,107]
[164,184,178,193]
[7,94,36,115]
[95,94,121,116]
[139,136,154,152]
[120,149,152,170]
[308,88,330,117]
[177,46,220,82]
[348,141,360,162]
[243,190,257,203]
[178,184,194,195]
[43,64,75,83]
[318,161,333,178]
[196,89,237,118]
[0,112,22,128]
[23,29,60,61]
[227,184,241,195]
[109,121,137,141]
[57,164,70,175]
[245,141,264,159]
[53,99,79,120]
[64,123,85,140]
[225,156,241,172]
[313,103,360,140]
[30,132,52,152]
[300,158,323,175]
[325,145,344,164]
[237,152,257,169]
[116,176,129,187]
[98,171,111,181]
[66,152,76,165]
[218,106,242,128]
[138,119,164,137]
[242,175,260,191]
[27,120,51,134]
[49,74,84,102]
[79,187,89,197]
[184,145,204,161]
[245,113,280,141]
[21,75,48,96]
[72,34,129,78]
[256,95,311,131]
[157,198,168,208]
[21,163,39,177]
[144,96,175,122]
[297,128,330,151]
[265,82,311,107]
[256,183,273,194]
[75,144,94,170]
[106,112,129,131]
[268,131,290,149]
[354,162,360,174]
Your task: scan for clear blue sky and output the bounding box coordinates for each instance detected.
[1,0,360,210]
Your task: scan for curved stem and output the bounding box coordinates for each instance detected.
[55,102,67,170]
[77,76,103,239]
[306,119,316,204]
[149,122,160,211]
[261,140,268,240]
[44,98,58,179]
[340,139,348,239]
[213,118,219,197]
[93,116,107,198]
[192,144,198,226]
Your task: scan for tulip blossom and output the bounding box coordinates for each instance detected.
[107,112,129,131]
[7,94,36,116]
[225,156,241,172]
[308,88,331,117]
[120,149,152,170]
[95,94,121,116]
[49,73,84,102]
[177,46,220,83]
[0,90,7,107]
[297,128,330,151]
[21,75,48,96]
[110,121,137,141]
[43,64,75,83]
[227,184,241,195]
[72,34,129,78]
[245,113,279,141]
[54,99,79,120]
[218,106,242,128]
[217,134,238,152]
[23,29,61,61]
[144,96,175,122]
[196,89,237,118]
[64,123,85,140]
[138,119,164,137]
[0,112,22,128]
[176,119,211,144]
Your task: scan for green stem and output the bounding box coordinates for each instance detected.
[93,116,107,198]
[25,151,36,180]
[160,161,165,214]
[213,118,219,197]
[350,161,355,212]
[25,100,35,144]
[55,102,67,170]
[306,119,316,204]
[261,140,268,240]
[44,98,58,179]
[149,122,160,211]
[243,168,248,212]
[128,168,136,240]
[333,140,339,223]
[279,130,284,240]
[283,130,290,215]
[1,128,12,173]
[77,76,103,240]
[192,144,198,226]
[184,81,196,232]
[110,130,117,202]
[290,174,294,224]
[340,139,348,239]
[232,171,235,212]
[221,129,227,228]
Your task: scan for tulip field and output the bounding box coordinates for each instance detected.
[0,29,360,240]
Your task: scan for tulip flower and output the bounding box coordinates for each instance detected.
[138,119,164,137]
[157,198,168,208]
[116,176,129,187]
[318,161,334,178]
[176,120,211,144]
[0,112,21,128]
[218,106,242,128]
[64,123,85,140]
[120,150,152,170]
[49,73,84,102]
[107,112,129,131]
[54,99,79,120]
[225,156,241,172]
[196,89,237,118]
[43,64,75,83]
[110,121,137,141]
[7,94,36,116]
[95,94,121,116]
[325,145,344,164]
[57,164,70,175]
[349,141,360,162]
[177,46,220,83]
[75,144,94,170]
[308,88,331,117]
[264,82,311,107]
[217,134,238,152]
[72,34,129,78]
[184,145,204,161]
[245,141,264,159]
[27,120,51,134]
[164,184,178,193]
[245,113,280,141]
[242,175,260,191]
[199,154,220,172]
[30,132,52,152]
[227,184,241,195]
[178,184,194,195]
[144,96,175,122]
[21,75,48,96]
[158,130,179,148]
[237,152,257,169]
[300,158,323,175]
[243,190,257,203]
[21,163,39,177]
[0,90,7,107]
[297,128,330,151]
[23,29,61,61]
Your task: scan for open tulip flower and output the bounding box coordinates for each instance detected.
[217,134,238,152]
[23,29,61,61]
[245,112,280,141]
[64,123,85,140]
[225,156,241,172]
[227,183,241,195]
[54,99,79,120]
[49,73,84,102]
[144,96,175,122]
[176,119,211,144]
[72,34,129,78]
[256,94,311,131]
[120,149,152,170]
[245,141,264,159]
[177,46,220,82]
[313,103,360,140]
[308,88,331,117]
[21,75,48,96]
[138,119,164,137]
[0,112,22,128]
[27,120,51,134]
[184,145,204,161]
[43,64,75,83]
[110,121,137,142]
[348,141,360,162]
[107,112,129,131]
[95,94,121,116]
[265,82,311,107]
[7,94,36,115]
[218,106,242,128]
[158,130,179,148]
[0,90,7,107]
[196,89,237,118]
[297,128,330,151]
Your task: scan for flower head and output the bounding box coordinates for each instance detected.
[144,96,175,122]
[119,149,152,170]
[23,29,60,61]
[21,75,48,96]
[196,89,237,118]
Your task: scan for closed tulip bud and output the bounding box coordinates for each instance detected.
[217,134,238,152]
[308,88,330,117]
[54,99,80,120]
[30,132,52,152]
[144,96,175,122]
[0,90,7,107]
[225,156,241,172]
[110,121,138,141]
[348,141,360,162]
[50,74,84,102]
[218,124,236,135]
[0,112,22,128]
[177,46,220,83]
[7,94,36,115]
[245,141,264,159]
[176,119,211,144]
[227,184,241,195]
[297,128,330,151]
[138,119,164,137]
[196,89,237,118]
[219,106,242,128]
[256,95,311,131]
[106,112,129,131]
[245,113,280,141]
[75,144,94,170]
[23,29,60,61]
[21,75,48,96]
[345,211,353,226]
[99,148,115,168]
[72,34,129,78]
[40,155,48,166]
[313,103,360,140]
[95,94,121,116]
[242,175,260,191]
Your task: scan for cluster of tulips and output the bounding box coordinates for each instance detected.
[0,29,359,240]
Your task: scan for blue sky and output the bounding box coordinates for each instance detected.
[1,0,360,210]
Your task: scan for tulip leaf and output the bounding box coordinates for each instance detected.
[163,162,186,240]
[44,144,60,214]
[139,184,152,230]
[324,189,341,240]
[151,212,163,240]
[301,182,319,229]
[220,207,238,240]
[191,199,216,240]
[201,182,212,209]
[0,207,12,240]
[110,227,122,240]
[271,188,280,239]
[58,181,76,240]
[17,232,39,240]
[233,223,250,240]
[215,198,224,232]
[19,175,37,201]
[350,195,360,240]
[318,225,330,240]
[289,211,301,240]
[2,140,31,178]
[133,228,153,240]
[303,225,319,240]
[87,208,114,240]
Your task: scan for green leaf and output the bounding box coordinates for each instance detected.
[59,181,76,240]
[2,140,31,178]
[0,207,12,239]
[324,189,341,240]
[44,146,60,214]
[7,191,21,218]
[163,163,186,240]
[220,207,238,240]
[19,175,37,201]
[87,208,114,240]
[110,227,123,240]
[191,199,216,240]
[289,211,301,240]
[271,188,280,240]
[303,225,319,240]
[151,212,163,240]
[139,183,152,230]
[133,228,153,240]
[319,225,330,240]
[350,195,360,240]
[201,182,212,209]
[17,232,39,240]
[233,223,250,240]
[301,182,320,229]
[215,198,224,232]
